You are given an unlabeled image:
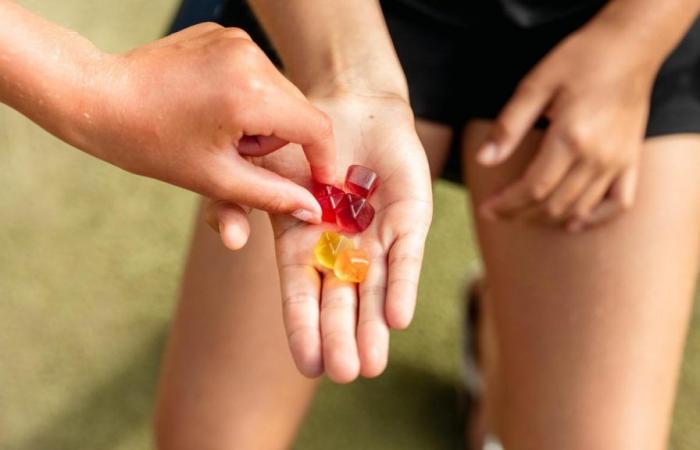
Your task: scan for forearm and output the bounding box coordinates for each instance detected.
[0,0,111,145]
[247,0,407,99]
[588,0,700,69]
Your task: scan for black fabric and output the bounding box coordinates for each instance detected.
[389,0,607,28]
[497,0,608,27]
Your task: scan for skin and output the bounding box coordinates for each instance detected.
[206,0,434,383]
[478,0,700,231]
[155,119,449,449]
[266,94,432,381]
[159,0,700,449]
[0,0,337,238]
[467,126,700,449]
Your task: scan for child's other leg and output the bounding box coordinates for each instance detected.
[155,209,316,450]
[464,121,700,450]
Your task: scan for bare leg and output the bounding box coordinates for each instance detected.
[154,118,452,449]
[463,121,700,450]
[154,209,316,450]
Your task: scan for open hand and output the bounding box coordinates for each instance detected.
[252,94,432,382]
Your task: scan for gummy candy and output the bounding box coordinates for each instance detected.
[334,248,370,283]
[335,193,375,233]
[312,183,345,223]
[345,165,379,198]
[314,231,354,270]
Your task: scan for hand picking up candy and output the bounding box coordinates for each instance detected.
[311,165,379,283]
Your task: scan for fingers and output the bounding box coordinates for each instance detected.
[565,172,614,232]
[571,167,638,230]
[204,200,251,250]
[320,275,360,383]
[153,22,224,48]
[385,230,427,330]
[477,77,554,165]
[209,154,322,223]
[540,161,596,219]
[480,131,575,220]
[279,262,323,378]
[248,77,337,185]
[357,250,390,378]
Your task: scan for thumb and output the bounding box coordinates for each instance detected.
[477,78,554,166]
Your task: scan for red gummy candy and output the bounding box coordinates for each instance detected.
[335,193,375,233]
[313,183,345,223]
[345,165,379,198]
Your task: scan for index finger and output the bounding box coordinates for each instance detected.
[242,65,337,184]
[265,89,337,184]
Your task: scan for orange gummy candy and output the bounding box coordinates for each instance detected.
[333,248,370,283]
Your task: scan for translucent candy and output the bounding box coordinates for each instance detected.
[314,231,354,270]
[345,165,379,198]
[333,248,370,283]
[312,183,345,223]
[335,193,375,233]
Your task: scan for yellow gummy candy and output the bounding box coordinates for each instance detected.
[333,248,370,283]
[314,231,354,270]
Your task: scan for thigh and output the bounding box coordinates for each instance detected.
[155,208,316,450]
[463,120,700,450]
[416,118,453,178]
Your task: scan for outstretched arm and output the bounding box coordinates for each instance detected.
[0,0,337,244]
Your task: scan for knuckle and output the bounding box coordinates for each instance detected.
[314,111,334,141]
[221,36,262,66]
[360,284,387,300]
[258,194,288,213]
[516,78,542,98]
[560,124,591,155]
[619,196,635,211]
[388,252,422,268]
[492,119,516,143]
[238,74,266,97]
[528,179,553,200]
[219,26,252,42]
[283,293,316,308]
[196,22,223,33]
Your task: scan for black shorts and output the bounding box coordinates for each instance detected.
[171,0,700,179]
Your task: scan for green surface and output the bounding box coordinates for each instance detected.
[0,1,698,449]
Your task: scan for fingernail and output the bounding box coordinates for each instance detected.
[477,142,499,165]
[292,209,316,223]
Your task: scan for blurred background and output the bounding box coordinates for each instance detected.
[1,1,699,449]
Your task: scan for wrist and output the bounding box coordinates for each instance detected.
[47,50,127,157]
[581,0,700,74]
[573,18,664,80]
[293,57,409,103]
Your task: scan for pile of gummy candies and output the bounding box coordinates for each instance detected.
[312,165,379,284]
